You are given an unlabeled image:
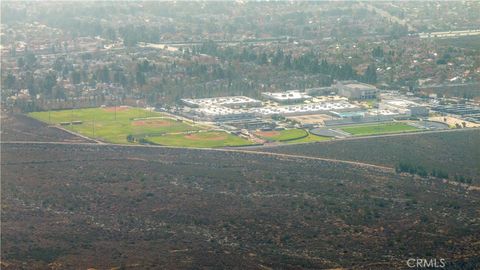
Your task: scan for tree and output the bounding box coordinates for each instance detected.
[257,52,268,65]
[3,73,16,89]
[104,27,117,41]
[200,40,218,55]
[284,54,292,69]
[53,57,65,72]
[113,71,127,87]
[372,46,384,58]
[71,70,82,85]
[136,71,146,86]
[17,57,25,68]
[25,52,37,67]
[52,85,66,100]
[138,60,151,73]
[98,66,111,83]
[120,25,139,47]
[25,72,36,97]
[42,72,57,97]
[363,64,377,84]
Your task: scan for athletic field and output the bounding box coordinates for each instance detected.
[255,129,308,142]
[284,132,331,144]
[29,107,201,144]
[145,131,254,148]
[339,122,421,136]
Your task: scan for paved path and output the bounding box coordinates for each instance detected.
[53,125,105,144]
[4,127,479,190]
[6,141,479,191]
[3,126,478,173]
[1,140,393,172]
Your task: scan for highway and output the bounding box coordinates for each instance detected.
[357,2,417,32]
[419,29,480,39]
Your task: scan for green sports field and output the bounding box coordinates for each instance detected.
[255,129,308,142]
[29,107,201,144]
[29,107,256,147]
[145,131,254,148]
[339,122,421,136]
[285,132,331,144]
[30,107,156,123]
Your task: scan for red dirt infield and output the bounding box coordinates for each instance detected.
[103,106,130,112]
[132,120,172,127]
[255,131,280,137]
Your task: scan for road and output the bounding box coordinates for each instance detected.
[419,29,480,39]
[357,2,417,32]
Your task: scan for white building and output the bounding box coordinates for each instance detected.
[336,81,378,100]
[181,96,262,108]
[261,90,311,104]
[251,101,359,116]
[192,106,255,122]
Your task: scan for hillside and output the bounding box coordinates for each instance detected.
[262,130,480,182]
[2,142,479,269]
[0,112,94,143]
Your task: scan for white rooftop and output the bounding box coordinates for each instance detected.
[366,109,400,116]
[195,106,251,116]
[384,99,420,108]
[182,96,262,107]
[344,83,377,90]
[262,90,311,101]
[250,101,358,116]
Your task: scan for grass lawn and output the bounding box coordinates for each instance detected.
[29,107,201,144]
[256,129,308,142]
[285,133,331,144]
[339,122,420,136]
[29,107,159,123]
[145,131,254,148]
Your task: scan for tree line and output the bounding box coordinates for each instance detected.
[395,162,474,184]
[194,41,377,84]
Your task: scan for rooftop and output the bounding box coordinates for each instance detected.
[343,83,377,90]
[262,90,311,101]
[195,106,251,116]
[383,99,421,108]
[182,96,262,107]
[251,101,358,116]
